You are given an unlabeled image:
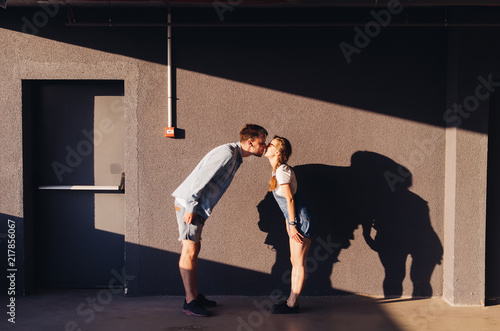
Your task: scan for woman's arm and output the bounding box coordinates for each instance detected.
[281,184,304,244]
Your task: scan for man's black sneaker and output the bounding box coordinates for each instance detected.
[182,299,211,317]
[197,294,217,307]
[270,301,299,314]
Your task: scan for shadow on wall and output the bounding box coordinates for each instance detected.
[125,243,279,296]
[258,151,443,298]
[125,240,349,298]
[0,8,451,131]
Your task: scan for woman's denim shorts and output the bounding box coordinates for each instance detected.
[272,189,314,238]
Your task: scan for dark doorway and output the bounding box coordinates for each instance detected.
[23,80,125,290]
[486,86,500,304]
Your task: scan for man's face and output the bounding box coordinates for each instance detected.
[249,135,267,157]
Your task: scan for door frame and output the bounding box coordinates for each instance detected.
[22,79,128,292]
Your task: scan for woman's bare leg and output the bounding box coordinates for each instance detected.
[287,237,311,307]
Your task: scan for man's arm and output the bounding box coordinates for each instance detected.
[183,147,234,214]
[184,212,195,225]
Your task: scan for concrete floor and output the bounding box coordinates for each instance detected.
[1,291,499,331]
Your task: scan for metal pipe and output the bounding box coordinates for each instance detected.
[65,22,500,27]
[167,7,172,128]
[165,7,175,138]
[164,6,176,137]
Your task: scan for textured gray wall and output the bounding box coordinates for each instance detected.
[443,27,500,306]
[1,8,496,304]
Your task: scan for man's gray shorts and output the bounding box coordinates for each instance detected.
[175,202,206,243]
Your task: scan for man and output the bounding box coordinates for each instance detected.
[172,124,268,317]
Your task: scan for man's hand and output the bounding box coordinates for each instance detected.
[184,212,194,224]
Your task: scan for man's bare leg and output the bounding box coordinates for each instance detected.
[179,239,201,303]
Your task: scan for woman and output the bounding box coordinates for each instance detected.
[264,136,314,314]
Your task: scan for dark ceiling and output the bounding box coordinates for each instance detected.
[6,0,500,8]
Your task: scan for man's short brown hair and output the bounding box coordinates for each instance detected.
[239,124,268,142]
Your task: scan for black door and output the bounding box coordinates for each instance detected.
[25,80,125,289]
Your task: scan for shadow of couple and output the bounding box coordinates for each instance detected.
[257,151,443,298]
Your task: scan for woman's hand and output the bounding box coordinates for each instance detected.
[289,224,304,244]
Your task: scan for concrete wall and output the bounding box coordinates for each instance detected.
[161,26,447,299]
[1,7,496,304]
[443,27,500,306]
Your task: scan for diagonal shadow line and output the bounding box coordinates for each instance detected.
[2,7,478,132]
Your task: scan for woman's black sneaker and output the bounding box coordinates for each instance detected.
[270,301,299,314]
[197,294,217,307]
[182,299,211,317]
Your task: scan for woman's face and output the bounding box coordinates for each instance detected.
[264,139,280,158]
